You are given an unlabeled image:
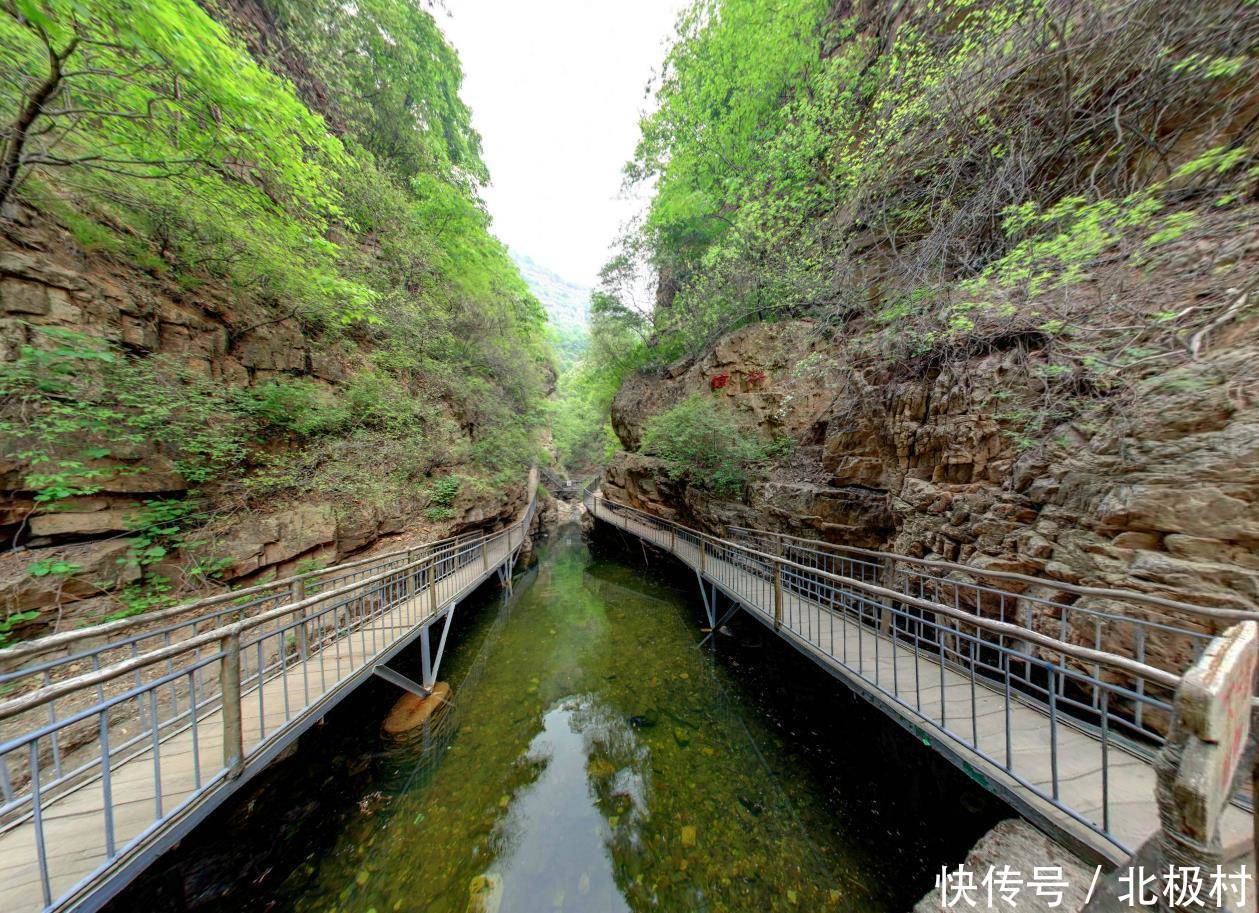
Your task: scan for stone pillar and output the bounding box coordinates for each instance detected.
[1085,621,1257,912]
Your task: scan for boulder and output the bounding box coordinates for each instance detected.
[914,819,1093,912]
[381,682,451,736]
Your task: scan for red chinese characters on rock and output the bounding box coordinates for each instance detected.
[710,373,730,391]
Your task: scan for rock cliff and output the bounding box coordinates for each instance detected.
[605,234,1259,631]
[0,208,530,636]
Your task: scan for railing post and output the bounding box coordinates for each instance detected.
[773,559,783,630]
[405,549,418,598]
[879,556,896,635]
[290,577,308,659]
[483,535,489,572]
[219,630,244,778]
[429,553,439,616]
[700,536,707,574]
[670,526,676,553]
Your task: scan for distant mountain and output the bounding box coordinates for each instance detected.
[511,249,590,331]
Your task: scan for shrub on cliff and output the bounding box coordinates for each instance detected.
[641,394,786,497]
[0,1,550,628]
[611,0,1258,382]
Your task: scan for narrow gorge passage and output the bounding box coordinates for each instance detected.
[1,1,1256,911]
[108,524,1004,913]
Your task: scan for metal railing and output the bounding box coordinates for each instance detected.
[0,532,477,817]
[586,493,1256,858]
[0,488,536,912]
[540,468,594,499]
[724,526,1255,743]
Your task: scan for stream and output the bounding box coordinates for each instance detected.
[110,522,1005,913]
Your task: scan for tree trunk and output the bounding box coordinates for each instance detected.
[0,35,79,213]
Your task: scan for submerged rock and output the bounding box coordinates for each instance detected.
[736,794,764,817]
[467,872,503,913]
[628,709,660,729]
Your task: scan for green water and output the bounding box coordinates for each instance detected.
[245,526,999,913]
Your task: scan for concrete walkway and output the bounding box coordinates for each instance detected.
[591,500,1253,866]
[0,534,516,913]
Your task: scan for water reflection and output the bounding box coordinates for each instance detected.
[483,696,639,913]
[259,528,995,913]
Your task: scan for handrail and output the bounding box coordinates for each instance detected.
[0,476,536,710]
[728,525,1259,622]
[588,495,1182,688]
[0,482,538,913]
[1,467,542,670]
[0,529,483,667]
[587,492,1257,862]
[0,534,493,723]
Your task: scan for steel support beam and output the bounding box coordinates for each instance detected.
[372,664,431,698]
[698,602,743,648]
[695,570,716,629]
[419,626,432,685]
[426,602,457,688]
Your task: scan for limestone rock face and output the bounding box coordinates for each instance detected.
[0,539,141,630]
[0,204,531,637]
[196,503,338,579]
[604,316,1259,669]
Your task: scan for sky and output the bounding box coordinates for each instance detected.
[437,0,688,288]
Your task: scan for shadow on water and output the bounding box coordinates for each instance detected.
[109,521,1006,913]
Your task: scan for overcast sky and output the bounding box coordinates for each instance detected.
[438,0,687,287]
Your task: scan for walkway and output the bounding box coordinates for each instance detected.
[0,494,534,913]
[587,494,1253,866]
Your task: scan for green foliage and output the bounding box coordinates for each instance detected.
[549,351,622,474]
[429,476,461,507]
[0,328,246,500]
[122,498,198,571]
[104,576,175,622]
[27,558,79,577]
[641,395,784,497]
[253,0,487,187]
[549,286,658,474]
[0,0,549,427]
[631,0,830,275]
[621,0,1259,363]
[424,474,461,517]
[0,0,377,326]
[512,250,591,335]
[0,0,552,635]
[0,610,40,647]
[237,380,344,437]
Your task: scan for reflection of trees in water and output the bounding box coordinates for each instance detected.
[470,694,646,913]
[567,693,653,831]
[283,539,896,913]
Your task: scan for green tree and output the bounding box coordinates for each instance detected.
[641,394,783,497]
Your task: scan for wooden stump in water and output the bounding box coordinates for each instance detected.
[381,681,452,737]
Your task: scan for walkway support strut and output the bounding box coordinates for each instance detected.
[585,491,1255,866]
